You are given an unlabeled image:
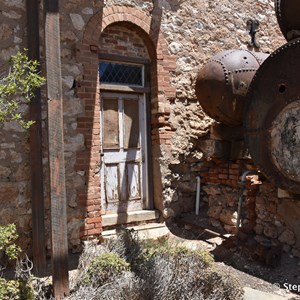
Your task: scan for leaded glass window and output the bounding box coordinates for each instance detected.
[99,61,143,87]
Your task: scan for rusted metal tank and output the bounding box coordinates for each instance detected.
[244,39,300,194]
[195,50,268,126]
[275,0,300,41]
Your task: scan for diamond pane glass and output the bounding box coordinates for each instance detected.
[99,62,143,86]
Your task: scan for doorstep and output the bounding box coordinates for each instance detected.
[102,222,170,240]
[102,209,160,227]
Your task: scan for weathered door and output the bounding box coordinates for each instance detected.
[100,92,148,214]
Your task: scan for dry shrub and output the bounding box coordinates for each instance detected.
[68,271,143,300]
[138,247,243,300]
[67,229,243,300]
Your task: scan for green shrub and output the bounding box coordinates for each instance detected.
[143,242,214,268]
[0,278,34,300]
[83,252,129,287]
[0,223,21,261]
[0,50,46,129]
[0,225,37,299]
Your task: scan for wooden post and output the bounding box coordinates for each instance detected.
[44,0,69,297]
[26,0,47,276]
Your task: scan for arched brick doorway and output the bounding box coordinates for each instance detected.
[77,6,176,237]
[99,24,153,215]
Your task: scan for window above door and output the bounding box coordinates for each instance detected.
[98,54,150,93]
[99,61,144,87]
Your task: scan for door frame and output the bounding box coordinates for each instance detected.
[99,91,152,214]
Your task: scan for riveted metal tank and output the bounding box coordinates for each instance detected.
[275,0,300,41]
[195,50,268,126]
[244,39,300,194]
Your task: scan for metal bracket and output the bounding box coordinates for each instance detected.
[247,19,260,48]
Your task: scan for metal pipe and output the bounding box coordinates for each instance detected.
[241,170,259,184]
[236,170,259,236]
[195,176,201,215]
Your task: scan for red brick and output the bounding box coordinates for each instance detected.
[229,169,240,175]
[88,211,101,218]
[87,228,102,235]
[87,217,102,224]
[79,230,88,237]
[80,224,94,231]
[94,222,102,228]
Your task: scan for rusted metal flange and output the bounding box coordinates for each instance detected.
[195,50,268,126]
[275,0,300,41]
[244,39,300,194]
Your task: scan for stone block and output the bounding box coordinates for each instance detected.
[197,139,231,160]
[64,134,85,152]
[207,206,222,219]
[0,165,11,178]
[263,225,278,239]
[219,209,237,226]
[278,229,295,246]
[277,188,292,198]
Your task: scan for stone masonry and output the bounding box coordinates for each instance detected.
[0,0,299,259]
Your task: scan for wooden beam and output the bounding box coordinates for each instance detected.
[26,0,47,276]
[44,0,69,297]
[99,53,150,64]
[100,83,150,93]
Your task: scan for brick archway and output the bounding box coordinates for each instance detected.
[76,6,176,240]
[83,6,164,59]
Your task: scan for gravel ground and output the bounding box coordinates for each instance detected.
[167,213,300,300]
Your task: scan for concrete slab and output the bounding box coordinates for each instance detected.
[102,210,160,227]
[102,222,170,240]
[244,287,290,300]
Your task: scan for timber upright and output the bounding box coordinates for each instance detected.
[44,0,70,298]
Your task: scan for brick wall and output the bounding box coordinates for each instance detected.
[100,25,149,58]
[76,6,176,241]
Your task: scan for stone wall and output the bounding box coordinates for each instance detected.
[1,0,300,258]
[0,0,33,254]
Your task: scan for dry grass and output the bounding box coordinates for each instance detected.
[66,228,243,300]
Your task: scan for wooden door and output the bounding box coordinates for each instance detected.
[100,92,148,214]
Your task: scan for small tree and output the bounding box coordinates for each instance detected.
[0,50,45,129]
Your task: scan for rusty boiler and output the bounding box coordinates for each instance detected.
[275,0,300,41]
[195,50,268,126]
[244,39,300,194]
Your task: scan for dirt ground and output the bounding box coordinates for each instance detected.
[167,212,300,300]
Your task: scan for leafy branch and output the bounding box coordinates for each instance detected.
[0,224,21,261]
[0,50,45,129]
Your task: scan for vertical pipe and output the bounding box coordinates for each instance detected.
[195,176,201,215]
[26,0,46,276]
